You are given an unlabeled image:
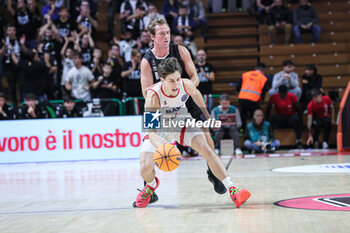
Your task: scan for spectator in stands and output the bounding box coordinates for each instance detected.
[172,34,194,59]
[60,35,76,98]
[76,32,95,67]
[7,0,39,49]
[306,88,335,149]
[38,22,61,99]
[267,0,292,45]
[161,0,180,32]
[293,0,321,44]
[119,0,148,37]
[211,94,243,155]
[195,49,214,95]
[266,85,303,149]
[183,0,207,38]
[106,44,123,98]
[0,24,28,105]
[10,47,50,103]
[301,63,322,109]
[124,5,147,39]
[80,0,98,19]
[93,62,117,116]
[42,0,59,21]
[118,30,137,63]
[38,15,62,62]
[16,93,49,119]
[106,0,122,43]
[269,60,302,101]
[0,92,16,120]
[27,0,43,31]
[138,31,152,57]
[65,51,95,102]
[54,7,84,41]
[76,1,98,35]
[0,9,6,85]
[244,108,280,153]
[143,3,166,29]
[55,95,82,118]
[237,62,268,129]
[172,4,198,56]
[257,0,275,24]
[121,49,142,97]
[90,48,103,76]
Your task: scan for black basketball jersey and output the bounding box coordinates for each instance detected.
[143,43,189,83]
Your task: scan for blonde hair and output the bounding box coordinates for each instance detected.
[147,18,169,36]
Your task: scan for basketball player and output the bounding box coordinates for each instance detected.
[141,18,227,199]
[134,58,251,208]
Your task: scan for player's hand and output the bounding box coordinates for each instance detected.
[306,136,313,146]
[332,120,337,126]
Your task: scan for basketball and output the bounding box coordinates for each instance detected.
[154,144,182,172]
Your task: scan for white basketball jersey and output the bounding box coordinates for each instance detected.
[146,79,191,120]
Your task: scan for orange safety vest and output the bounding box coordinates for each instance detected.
[238,70,267,102]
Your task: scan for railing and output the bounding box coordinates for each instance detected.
[21,95,222,118]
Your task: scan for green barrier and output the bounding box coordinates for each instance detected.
[48,98,124,116]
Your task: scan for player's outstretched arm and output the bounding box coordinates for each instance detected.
[145,91,164,148]
[141,58,154,98]
[183,79,210,120]
[178,45,200,87]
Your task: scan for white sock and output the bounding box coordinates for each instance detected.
[147,178,157,188]
[222,177,235,190]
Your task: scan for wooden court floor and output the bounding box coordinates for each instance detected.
[0,151,349,233]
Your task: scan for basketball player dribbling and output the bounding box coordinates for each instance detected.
[134,58,251,208]
[141,18,227,202]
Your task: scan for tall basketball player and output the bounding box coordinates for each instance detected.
[140,19,227,203]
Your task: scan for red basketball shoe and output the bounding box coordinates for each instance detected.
[135,177,160,208]
[230,187,251,208]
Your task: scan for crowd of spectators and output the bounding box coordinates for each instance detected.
[0,0,208,116]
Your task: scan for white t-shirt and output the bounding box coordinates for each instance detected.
[61,57,74,86]
[120,0,148,14]
[119,39,137,63]
[66,65,94,101]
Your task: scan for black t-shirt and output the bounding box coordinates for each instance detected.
[55,105,82,118]
[122,61,142,97]
[143,43,189,83]
[15,9,36,41]
[109,58,123,94]
[94,74,116,98]
[54,18,78,39]
[16,104,49,119]
[18,60,49,96]
[0,104,16,120]
[81,44,93,67]
[43,38,61,63]
[140,43,151,58]
[196,62,215,94]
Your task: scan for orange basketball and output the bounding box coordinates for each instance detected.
[154,144,182,172]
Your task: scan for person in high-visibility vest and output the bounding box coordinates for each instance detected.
[237,62,269,129]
